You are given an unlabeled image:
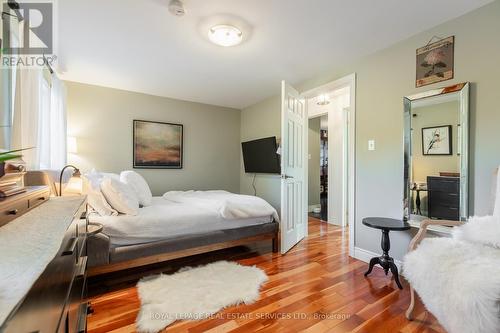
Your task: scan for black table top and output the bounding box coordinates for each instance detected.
[362,217,411,231]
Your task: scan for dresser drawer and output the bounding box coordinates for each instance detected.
[0,200,29,225]
[427,177,459,193]
[429,191,460,206]
[75,209,88,259]
[28,192,49,209]
[68,256,88,333]
[429,203,459,220]
[0,186,51,227]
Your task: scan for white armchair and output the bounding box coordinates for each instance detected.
[403,169,500,333]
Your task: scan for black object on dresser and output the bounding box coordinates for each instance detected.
[1,197,88,333]
[427,176,460,221]
[362,217,411,290]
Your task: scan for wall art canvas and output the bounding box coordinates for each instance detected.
[416,36,454,88]
[422,125,452,156]
[133,120,183,169]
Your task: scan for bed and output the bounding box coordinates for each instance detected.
[87,193,279,276]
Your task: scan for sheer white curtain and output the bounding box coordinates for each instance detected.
[0,14,20,150]
[46,75,67,169]
[37,75,68,170]
[12,68,43,170]
[12,69,67,170]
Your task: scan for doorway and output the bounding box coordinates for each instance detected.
[308,115,328,222]
[305,86,350,228]
[280,74,356,255]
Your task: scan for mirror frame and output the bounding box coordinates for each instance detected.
[403,82,470,222]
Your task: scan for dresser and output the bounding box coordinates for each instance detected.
[0,186,51,227]
[427,176,460,220]
[0,196,88,333]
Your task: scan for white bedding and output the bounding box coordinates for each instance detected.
[90,197,274,246]
[163,190,280,221]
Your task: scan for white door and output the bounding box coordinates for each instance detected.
[280,81,307,254]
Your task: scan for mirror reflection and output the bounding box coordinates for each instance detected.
[404,83,469,222]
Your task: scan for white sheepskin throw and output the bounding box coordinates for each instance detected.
[453,215,500,249]
[404,238,500,333]
[136,261,268,333]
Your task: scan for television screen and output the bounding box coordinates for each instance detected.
[241,137,281,174]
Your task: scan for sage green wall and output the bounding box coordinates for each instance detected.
[66,81,241,196]
[239,1,500,261]
[239,96,281,210]
[308,118,321,207]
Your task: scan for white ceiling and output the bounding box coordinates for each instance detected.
[57,0,492,109]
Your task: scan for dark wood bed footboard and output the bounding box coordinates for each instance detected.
[272,235,279,253]
[89,229,279,276]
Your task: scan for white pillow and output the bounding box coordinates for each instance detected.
[100,177,140,215]
[120,171,153,206]
[84,169,120,187]
[83,171,118,216]
[87,186,119,216]
[84,169,102,187]
[452,215,500,249]
[102,172,121,182]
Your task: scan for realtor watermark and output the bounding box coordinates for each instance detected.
[150,311,352,321]
[1,1,56,68]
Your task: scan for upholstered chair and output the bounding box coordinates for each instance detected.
[404,168,500,333]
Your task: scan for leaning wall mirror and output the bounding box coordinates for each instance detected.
[404,82,469,223]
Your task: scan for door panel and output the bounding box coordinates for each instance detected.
[281,81,307,254]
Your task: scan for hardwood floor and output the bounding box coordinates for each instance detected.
[87,218,445,333]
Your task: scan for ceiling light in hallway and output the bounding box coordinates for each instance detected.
[317,94,330,106]
[208,25,243,47]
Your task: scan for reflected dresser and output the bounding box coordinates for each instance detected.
[427,176,460,220]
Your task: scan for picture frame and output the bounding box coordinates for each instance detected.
[416,36,454,88]
[421,125,452,156]
[133,120,183,169]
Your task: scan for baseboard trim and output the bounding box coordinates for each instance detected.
[353,247,403,271]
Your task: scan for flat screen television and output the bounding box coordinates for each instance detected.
[241,137,281,174]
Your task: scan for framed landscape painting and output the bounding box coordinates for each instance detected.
[133,120,183,169]
[422,125,452,156]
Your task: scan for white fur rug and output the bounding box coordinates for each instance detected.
[136,261,268,333]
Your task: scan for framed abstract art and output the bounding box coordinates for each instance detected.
[133,120,183,169]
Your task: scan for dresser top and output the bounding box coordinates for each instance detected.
[0,186,49,204]
[0,196,86,326]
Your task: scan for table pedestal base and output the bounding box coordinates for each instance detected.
[364,229,404,290]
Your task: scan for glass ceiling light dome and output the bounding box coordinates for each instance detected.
[208,25,243,47]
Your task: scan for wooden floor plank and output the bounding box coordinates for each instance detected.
[87,217,445,333]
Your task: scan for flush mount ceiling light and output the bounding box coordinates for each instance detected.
[208,25,243,47]
[317,94,330,106]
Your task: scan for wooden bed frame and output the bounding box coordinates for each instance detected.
[88,230,279,277]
